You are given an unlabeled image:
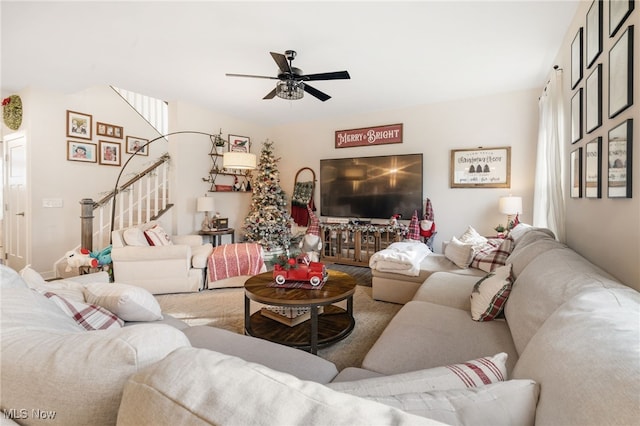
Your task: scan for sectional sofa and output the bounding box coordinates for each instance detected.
[1,225,638,425]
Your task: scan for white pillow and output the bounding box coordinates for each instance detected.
[328,353,508,396]
[509,223,532,242]
[19,265,48,288]
[470,264,513,321]
[84,282,163,322]
[144,224,173,246]
[444,236,474,268]
[360,379,539,424]
[123,227,149,246]
[41,291,124,330]
[20,266,86,302]
[458,225,487,250]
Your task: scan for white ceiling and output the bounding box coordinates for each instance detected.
[1,1,579,127]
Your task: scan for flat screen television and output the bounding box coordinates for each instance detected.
[320,153,423,220]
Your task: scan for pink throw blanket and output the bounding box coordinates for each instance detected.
[208,243,265,282]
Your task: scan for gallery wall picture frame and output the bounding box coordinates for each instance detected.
[570,147,583,198]
[607,119,633,198]
[585,64,602,133]
[66,110,92,140]
[67,141,97,163]
[571,27,583,89]
[126,136,149,156]
[585,137,602,198]
[571,88,583,143]
[586,0,603,68]
[228,134,250,153]
[450,146,511,188]
[96,121,124,139]
[98,140,121,166]
[609,0,635,37]
[608,25,634,118]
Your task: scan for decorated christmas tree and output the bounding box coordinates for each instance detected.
[243,140,292,254]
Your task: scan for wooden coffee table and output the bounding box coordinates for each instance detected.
[244,270,356,354]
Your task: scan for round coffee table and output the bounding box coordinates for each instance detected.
[244,269,356,354]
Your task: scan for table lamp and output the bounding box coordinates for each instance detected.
[197,196,216,231]
[498,195,522,231]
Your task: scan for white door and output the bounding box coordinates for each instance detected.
[5,133,28,271]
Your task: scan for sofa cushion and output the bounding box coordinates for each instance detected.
[84,282,163,322]
[42,291,124,330]
[328,352,507,395]
[362,300,518,375]
[512,287,640,426]
[116,347,439,426]
[412,272,480,311]
[470,264,512,322]
[358,379,539,425]
[444,237,474,268]
[505,228,563,277]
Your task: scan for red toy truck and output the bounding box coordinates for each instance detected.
[273,255,327,286]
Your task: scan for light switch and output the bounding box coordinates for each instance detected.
[42,198,63,208]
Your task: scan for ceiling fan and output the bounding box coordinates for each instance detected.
[225,50,350,102]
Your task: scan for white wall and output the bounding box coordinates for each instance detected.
[271,88,539,252]
[553,1,639,289]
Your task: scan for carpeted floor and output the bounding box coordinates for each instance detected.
[155,264,401,370]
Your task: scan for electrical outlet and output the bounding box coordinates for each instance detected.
[42,198,63,208]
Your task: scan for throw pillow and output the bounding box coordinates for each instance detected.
[470,237,514,272]
[42,291,124,330]
[20,266,86,302]
[144,224,173,246]
[123,227,149,246]
[84,282,163,322]
[444,236,474,268]
[458,225,487,250]
[470,264,513,321]
[19,265,48,288]
[359,379,539,425]
[328,353,508,396]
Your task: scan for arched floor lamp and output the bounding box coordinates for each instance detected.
[109,130,256,240]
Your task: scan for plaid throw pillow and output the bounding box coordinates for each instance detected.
[470,264,513,321]
[470,237,514,272]
[43,291,124,330]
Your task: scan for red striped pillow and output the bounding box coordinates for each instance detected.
[42,291,124,330]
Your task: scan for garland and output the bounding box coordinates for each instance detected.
[2,95,23,130]
[320,222,409,236]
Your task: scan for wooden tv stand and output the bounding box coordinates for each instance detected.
[319,223,407,267]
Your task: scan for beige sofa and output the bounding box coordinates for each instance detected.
[110,221,213,294]
[349,227,640,425]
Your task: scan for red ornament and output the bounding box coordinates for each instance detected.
[1,97,11,106]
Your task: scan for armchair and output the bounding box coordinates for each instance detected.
[111,221,213,294]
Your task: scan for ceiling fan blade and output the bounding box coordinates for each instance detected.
[270,52,292,74]
[303,84,331,102]
[303,71,351,81]
[226,73,278,80]
[263,87,277,100]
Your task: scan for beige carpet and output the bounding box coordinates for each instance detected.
[156,285,401,370]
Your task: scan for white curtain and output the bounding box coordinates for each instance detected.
[533,69,566,242]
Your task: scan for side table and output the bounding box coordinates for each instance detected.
[199,228,235,246]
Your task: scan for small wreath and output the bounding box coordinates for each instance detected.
[2,95,23,131]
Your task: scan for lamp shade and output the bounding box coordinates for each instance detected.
[196,196,216,213]
[223,152,257,169]
[498,196,522,215]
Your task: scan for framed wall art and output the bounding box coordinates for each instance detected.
[98,140,121,166]
[67,141,96,163]
[608,25,634,118]
[571,88,583,143]
[586,0,603,68]
[610,0,635,37]
[228,134,250,153]
[571,27,583,89]
[126,136,149,156]
[585,64,602,133]
[66,110,92,140]
[96,121,124,139]
[607,119,633,198]
[570,147,583,198]
[585,137,602,198]
[450,146,511,188]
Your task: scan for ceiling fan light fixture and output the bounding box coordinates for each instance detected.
[276,80,304,100]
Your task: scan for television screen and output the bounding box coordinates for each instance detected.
[320,153,423,219]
